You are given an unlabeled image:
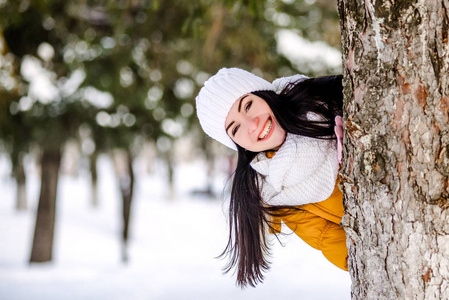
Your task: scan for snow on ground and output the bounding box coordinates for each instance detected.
[0,154,351,300]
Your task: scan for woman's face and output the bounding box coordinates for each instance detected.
[224,93,286,152]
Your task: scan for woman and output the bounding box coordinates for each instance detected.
[195,67,347,287]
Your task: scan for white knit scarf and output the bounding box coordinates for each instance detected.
[250,133,339,206]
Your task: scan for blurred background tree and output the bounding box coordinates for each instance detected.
[0,0,341,263]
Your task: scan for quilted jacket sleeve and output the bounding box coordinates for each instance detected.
[269,181,348,271]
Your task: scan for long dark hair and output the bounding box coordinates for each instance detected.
[221,75,343,287]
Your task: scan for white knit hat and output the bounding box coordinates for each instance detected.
[195,68,275,150]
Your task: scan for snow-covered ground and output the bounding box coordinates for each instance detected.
[0,154,351,300]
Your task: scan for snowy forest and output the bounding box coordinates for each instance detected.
[0,0,350,300]
[1,0,448,299]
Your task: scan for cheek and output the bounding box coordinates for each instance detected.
[232,132,246,146]
[275,127,286,141]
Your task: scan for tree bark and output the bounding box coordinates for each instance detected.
[121,149,134,263]
[339,0,449,298]
[163,149,175,200]
[90,152,99,208]
[29,148,61,263]
[13,154,27,211]
[112,149,134,263]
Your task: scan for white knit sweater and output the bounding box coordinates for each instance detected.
[250,132,339,207]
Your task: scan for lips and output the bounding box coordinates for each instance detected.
[258,117,273,140]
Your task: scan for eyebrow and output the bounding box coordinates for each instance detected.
[225,121,234,133]
[237,95,248,113]
[225,95,249,134]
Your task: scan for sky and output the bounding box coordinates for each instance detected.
[0,153,351,300]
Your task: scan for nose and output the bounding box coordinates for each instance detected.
[246,116,259,133]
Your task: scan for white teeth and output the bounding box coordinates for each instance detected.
[259,118,272,140]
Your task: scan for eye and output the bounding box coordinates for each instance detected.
[232,125,240,136]
[244,101,252,112]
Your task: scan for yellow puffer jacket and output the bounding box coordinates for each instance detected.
[269,181,348,271]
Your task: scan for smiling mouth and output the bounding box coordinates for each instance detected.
[258,118,272,140]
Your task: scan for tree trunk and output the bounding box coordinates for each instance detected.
[339,0,449,298]
[29,148,61,263]
[112,149,134,263]
[163,149,175,200]
[90,152,99,208]
[13,154,27,211]
[204,139,216,198]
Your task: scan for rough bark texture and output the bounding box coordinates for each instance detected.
[338,0,449,299]
[30,149,61,263]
